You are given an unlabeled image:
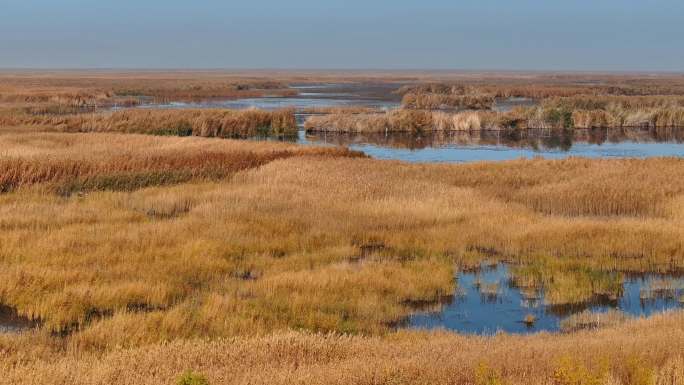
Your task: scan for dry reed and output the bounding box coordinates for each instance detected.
[1,314,683,385]
[2,108,298,138]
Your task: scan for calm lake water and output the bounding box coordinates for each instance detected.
[409,264,684,335]
[301,128,684,163]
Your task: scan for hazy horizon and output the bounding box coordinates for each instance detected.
[2,0,683,71]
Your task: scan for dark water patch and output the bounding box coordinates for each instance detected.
[0,305,39,333]
[409,263,684,335]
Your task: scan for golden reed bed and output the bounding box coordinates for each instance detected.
[2,314,683,384]
[0,131,683,349]
[1,72,684,385]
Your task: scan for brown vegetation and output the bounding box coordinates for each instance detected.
[0,71,296,108]
[401,93,494,110]
[3,71,684,385]
[2,314,683,385]
[560,310,632,333]
[1,108,298,138]
[397,75,684,98]
[304,109,527,133]
[1,142,684,345]
[304,103,684,132]
[0,131,359,194]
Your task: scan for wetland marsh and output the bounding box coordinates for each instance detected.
[1,71,684,385]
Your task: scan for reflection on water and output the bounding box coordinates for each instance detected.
[409,264,684,335]
[303,128,684,163]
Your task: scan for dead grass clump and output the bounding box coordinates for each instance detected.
[523,314,537,326]
[304,110,526,133]
[304,109,435,133]
[402,93,494,110]
[560,310,632,333]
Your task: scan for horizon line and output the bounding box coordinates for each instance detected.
[0,67,683,76]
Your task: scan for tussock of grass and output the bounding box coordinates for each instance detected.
[401,93,494,110]
[560,310,632,332]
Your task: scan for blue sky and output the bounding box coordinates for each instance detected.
[1,0,682,71]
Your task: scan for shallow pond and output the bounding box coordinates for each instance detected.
[409,264,684,335]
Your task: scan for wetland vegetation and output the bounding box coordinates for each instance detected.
[1,71,684,385]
